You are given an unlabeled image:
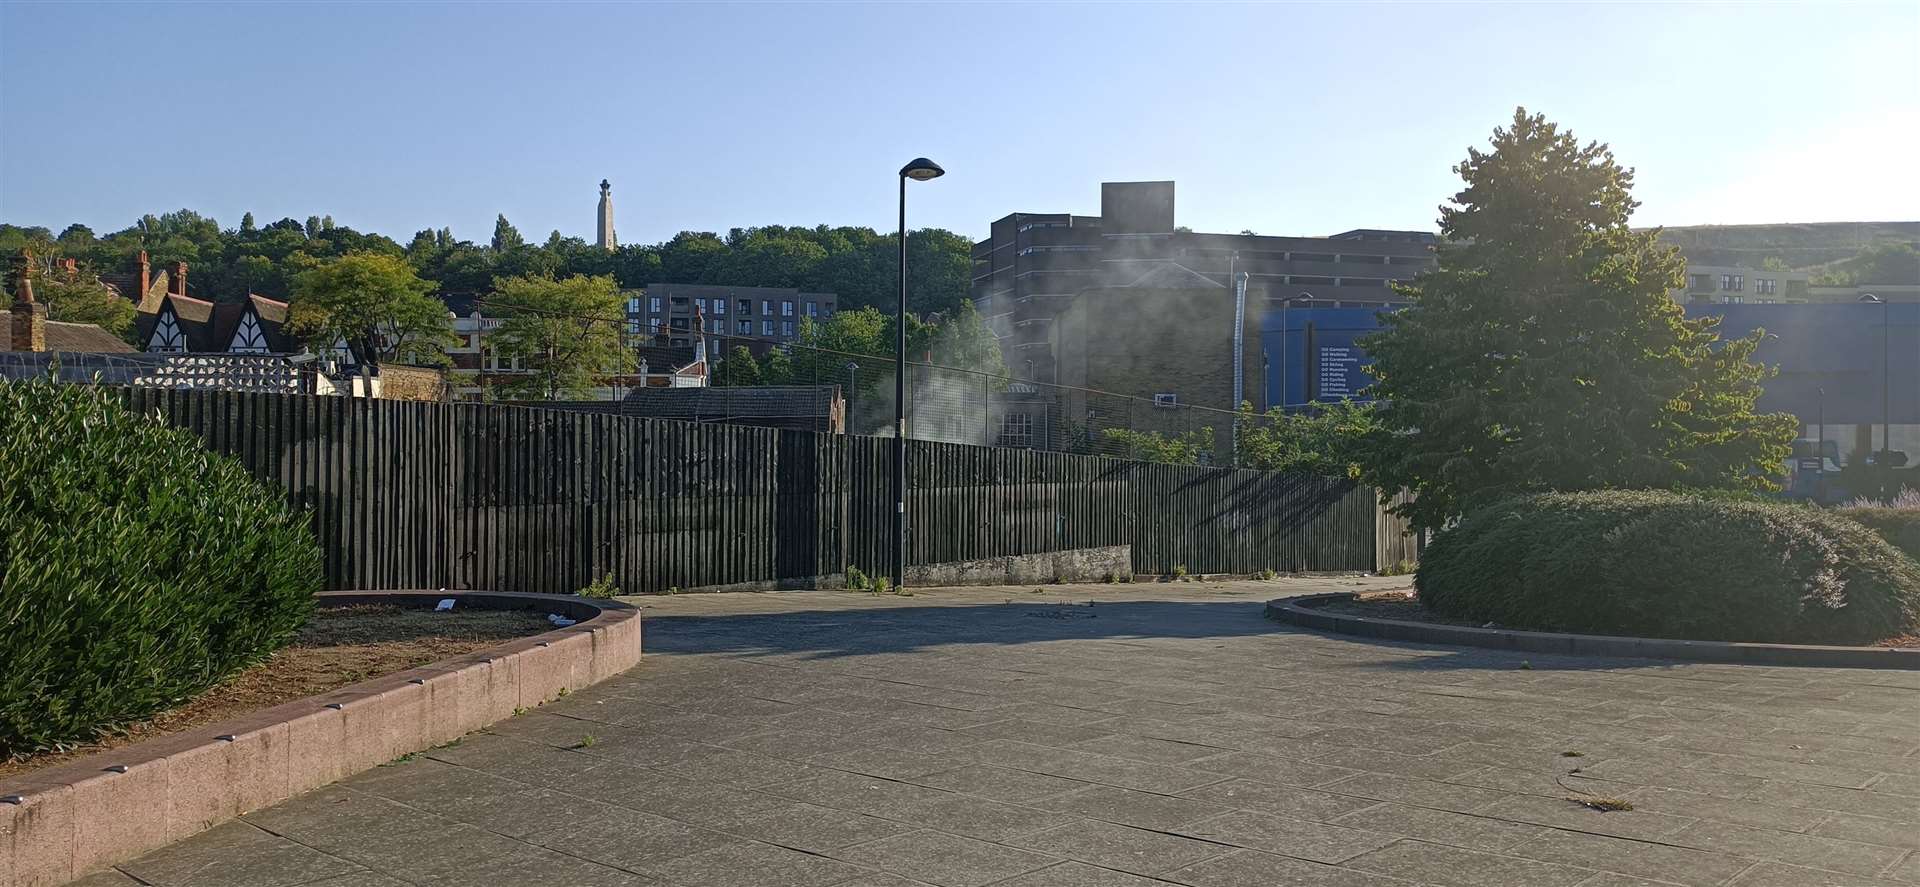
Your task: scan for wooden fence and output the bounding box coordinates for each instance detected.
[122,389,1414,593]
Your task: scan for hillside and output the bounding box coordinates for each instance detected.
[1648,221,1920,270]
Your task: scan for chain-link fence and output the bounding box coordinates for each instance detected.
[478,318,1298,464]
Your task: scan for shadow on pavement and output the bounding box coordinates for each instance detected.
[640,597,1680,673]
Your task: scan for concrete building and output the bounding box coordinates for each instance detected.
[970,180,1435,386]
[627,283,836,349]
[596,179,617,251]
[1676,264,1811,304]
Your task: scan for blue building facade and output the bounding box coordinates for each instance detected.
[1259,301,1919,441]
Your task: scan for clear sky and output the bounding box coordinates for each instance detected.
[3,2,1916,246]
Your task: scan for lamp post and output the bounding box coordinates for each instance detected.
[1860,293,1888,463]
[845,361,859,433]
[895,157,944,590]
[1277,293,1315,411]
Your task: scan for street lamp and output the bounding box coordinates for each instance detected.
[1860,293,1889,464]
[1277,292,1315,411]
[845,361,859,432]
[895,157,943,590]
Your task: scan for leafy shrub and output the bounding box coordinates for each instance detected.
[844,565,869,591]
[1416,490,1920,645]
[577,574,621,598]
[1834,506,1920,565]
[0,379,322,757]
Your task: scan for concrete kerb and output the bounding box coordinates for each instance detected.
[0,590,642,887]
[1267,593,1920,670]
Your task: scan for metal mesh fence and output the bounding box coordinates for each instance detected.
[507,318,1289,464]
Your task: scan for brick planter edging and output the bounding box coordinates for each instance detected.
[1,591,642,887]
[1267,593,1920,670]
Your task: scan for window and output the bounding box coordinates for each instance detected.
[737,319,752,335]
[999,412,1034,448]
[627,297,641,313]
[737,299,750,315]
[695,298,707,312]
[712,299,726,315]
[782,321,794,336]
[782,300,794,316]
[806,301,818,317]
[1720,274,1743,292]
[649,296,662,313]
[670,317,689,330]
[1755,278,1777,295]
[1688,274,1713,291]
[762,320,774,336]
[762,300,774,316]
[1722,295,1744,304]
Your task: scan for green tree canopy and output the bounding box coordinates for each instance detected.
[711,345,764,387]
[1101,427,1215,465]
[1234,400,1379,476]
[486,274,634,400]
[1358,108,1796,529]
[288,252,452,368]
[36,271,137,341]
[490,215,525,252]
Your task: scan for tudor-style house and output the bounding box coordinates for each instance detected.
[109,254,298,355]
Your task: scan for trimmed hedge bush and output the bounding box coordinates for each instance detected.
[1416,490,1920,645]
[0,379,322,757]
[1834,507,1920,565]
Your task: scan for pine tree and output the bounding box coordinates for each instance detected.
[491,214,525,252]
[1359,108,1796,529]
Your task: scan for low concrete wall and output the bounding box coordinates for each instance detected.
[1,591,641,887]
[906,545,1132,587]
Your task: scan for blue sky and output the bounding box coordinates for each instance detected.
[3,2,1915,245]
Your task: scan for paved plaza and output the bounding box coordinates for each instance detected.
[90,578,1920,886]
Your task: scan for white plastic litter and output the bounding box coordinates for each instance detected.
[548,614,576,627]
[436,598,456,611]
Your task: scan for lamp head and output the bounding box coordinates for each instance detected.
[900,158,945,181]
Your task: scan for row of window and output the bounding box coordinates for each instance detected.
[630,297,825,318]
[1689,274,1786,294]
[730,320,795,336]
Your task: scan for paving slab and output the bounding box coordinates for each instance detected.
[98,578,1920,886]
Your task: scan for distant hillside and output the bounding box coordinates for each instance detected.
[1647,221,1920,270]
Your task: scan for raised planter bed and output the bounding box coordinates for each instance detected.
[1,591,642,887]
[1268,592,1920,670]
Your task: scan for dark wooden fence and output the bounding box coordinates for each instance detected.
[121,389,1412,593]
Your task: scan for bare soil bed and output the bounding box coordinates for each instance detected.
[1312,590,1920,649]
[0,604,550,780]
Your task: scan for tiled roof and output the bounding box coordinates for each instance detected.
[45,321,135,353]
[250,294,289,323]
[0,314,135,353]
[636,345,701,371]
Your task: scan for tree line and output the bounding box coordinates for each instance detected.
[0,211,976,320]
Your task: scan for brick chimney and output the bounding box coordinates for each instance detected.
[137,250,151,298]
[12,249,47,352]
[170,261,188,296]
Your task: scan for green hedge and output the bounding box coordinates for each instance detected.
[1833,508,1920,565]
[0,379,322,757]
[1416,491,1920,645]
